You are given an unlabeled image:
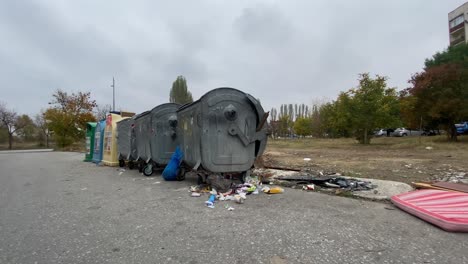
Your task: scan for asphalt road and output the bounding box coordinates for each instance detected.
[0,152,467,264]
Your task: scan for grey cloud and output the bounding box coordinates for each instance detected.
[234,4,294,47]
[0,0,465,116]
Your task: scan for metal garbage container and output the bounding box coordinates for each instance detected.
[142,103,181,176]
[134,110,152,172]
[84,122,97,162]
[177,87,268,180]
[92,119,106,164]
[116,116,137,169]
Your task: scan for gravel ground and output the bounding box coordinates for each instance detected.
[0,152,467,264]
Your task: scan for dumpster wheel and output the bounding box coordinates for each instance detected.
[143,163,153,177]
[128,161,135,170]
[119,160,125,168]
[176,167,186,181]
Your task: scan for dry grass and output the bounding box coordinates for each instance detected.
[268,135,468,151]
[0,142,51,151]
[265,135,468,184]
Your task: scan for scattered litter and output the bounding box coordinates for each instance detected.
[303,158,311,161]
[81,187,88,191]
[119,172,124,176]
[244,175,261,186]
[207,175,234,193]
[205,194,216,208]
[325,182,340,188]
[227,206,235,211]
[263,186,284,194]
[302,184,315,191]
[152,181,161,185]
[118,168,126,172]
[276,175,375,191]
[234,193,246,204]
[191,192,201,197]
[425,146,433,150]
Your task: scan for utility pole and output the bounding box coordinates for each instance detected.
[111,77,115,111]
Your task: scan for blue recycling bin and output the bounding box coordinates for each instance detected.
[92,119,106,164]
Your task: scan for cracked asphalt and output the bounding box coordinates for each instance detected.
[0,151,467,263]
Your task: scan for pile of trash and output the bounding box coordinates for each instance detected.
[271,174,376,191]
[189,175,284,210]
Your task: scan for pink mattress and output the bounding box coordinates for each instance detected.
[391,189,468,232]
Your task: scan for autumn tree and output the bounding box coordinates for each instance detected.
[0,102,29,149]
[16,115,36,141]
[330,74,400,144]
[294,116,312,137]
[402,44,468,141]
[169,76,193,105]
[44,90,97,148]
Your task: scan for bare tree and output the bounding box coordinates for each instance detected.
[95,104,112,121]
[0,102,28,149]
[35,111,51,148]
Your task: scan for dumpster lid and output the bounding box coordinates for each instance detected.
[86,122,97,128]
[150,103,181,113]
[134,110,151,120]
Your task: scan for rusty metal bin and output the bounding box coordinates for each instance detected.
[136,103,181,176]
[134,111,152,170]
[116,116,137,168]
[176,87,268,178]
[148,103,180,163]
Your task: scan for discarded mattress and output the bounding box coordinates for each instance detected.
[391,189,468,232]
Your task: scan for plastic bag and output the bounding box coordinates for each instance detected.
[162,146,183,181]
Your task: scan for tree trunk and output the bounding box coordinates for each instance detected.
[364,128,368,144]
[8,133,13,150]
[450,124,458,142]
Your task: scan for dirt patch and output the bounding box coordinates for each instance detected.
[263,136,468,184]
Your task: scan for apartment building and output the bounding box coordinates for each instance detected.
[449,2,468,46]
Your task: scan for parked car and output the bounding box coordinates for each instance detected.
[392,128,424,137]
[374,129,386,137]
[421,129,440,136]
[456,122,468,135]
[393,128,410,137]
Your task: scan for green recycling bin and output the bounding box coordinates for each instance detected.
[84,122,97,161]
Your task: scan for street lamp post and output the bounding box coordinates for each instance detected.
[111,77,115,112]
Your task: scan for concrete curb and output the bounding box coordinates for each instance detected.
[0,149,54,154]
[254,168,414,201]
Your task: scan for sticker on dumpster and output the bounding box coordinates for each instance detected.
[94,132,100,150]
[104,131,112,152]
[106,114,112,126]
[86,136,90,153]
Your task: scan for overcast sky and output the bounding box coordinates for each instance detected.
[0,0,466,116]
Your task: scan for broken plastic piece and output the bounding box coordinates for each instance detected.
[205,194,216,207]
[263,186,284,194]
